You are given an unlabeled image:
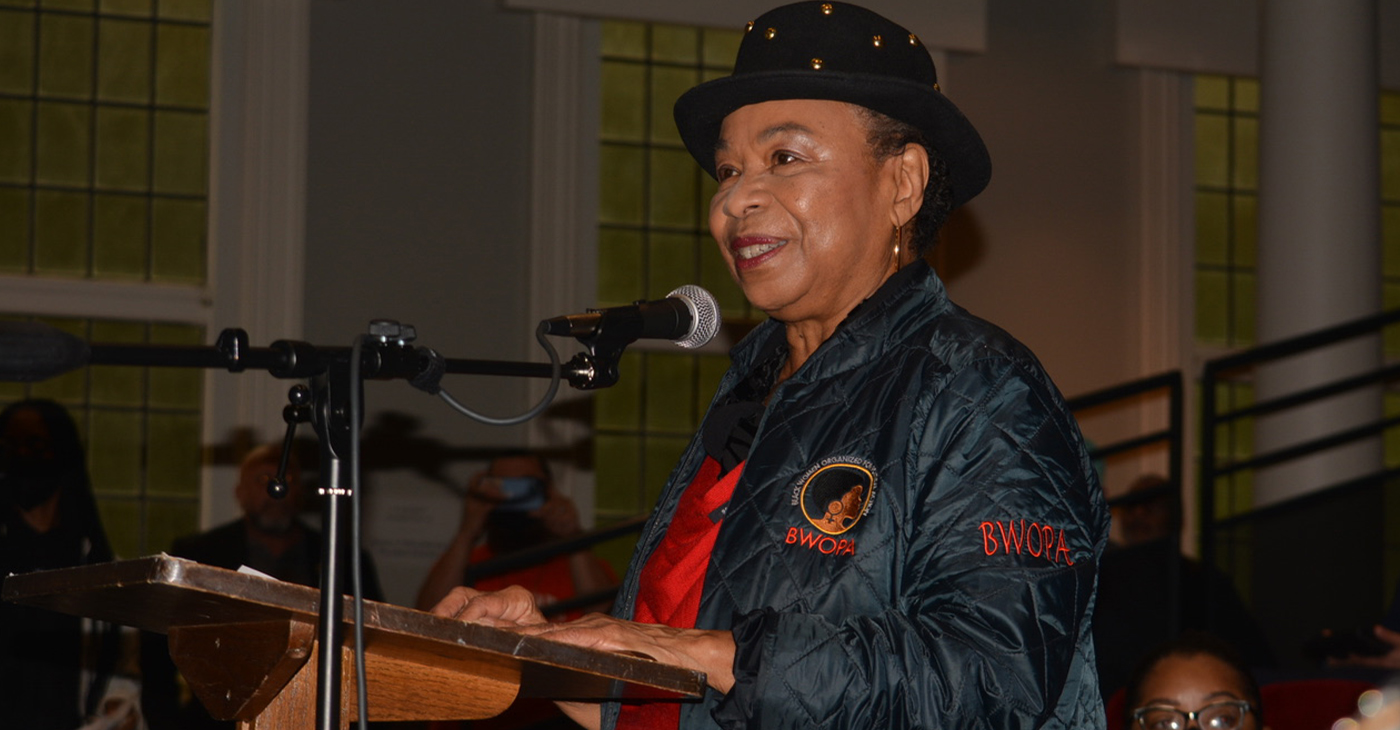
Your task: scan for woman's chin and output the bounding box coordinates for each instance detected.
[737,271,805,313]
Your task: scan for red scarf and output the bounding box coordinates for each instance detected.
[617,457,743,729]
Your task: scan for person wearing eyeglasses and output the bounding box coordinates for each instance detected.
[1122,631,1264,730]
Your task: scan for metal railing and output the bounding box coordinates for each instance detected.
[1200,309,1400,572]
[1199,307,1400,665]
[1067,370,1186,497]
[1068,370,1185,651]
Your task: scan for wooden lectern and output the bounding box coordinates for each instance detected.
[3,555,704,729]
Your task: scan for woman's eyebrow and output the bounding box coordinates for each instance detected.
[758,122,815,142]
[1139,690,1242,708]
[714,122,817,155]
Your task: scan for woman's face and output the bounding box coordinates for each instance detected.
[708,99,902,329]
[1133,653,1259,730]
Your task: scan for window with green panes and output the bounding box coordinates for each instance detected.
[0,316,205,558]
[1380,89,1400,589]
[1192,75,1259,517]
[0,0,213,557]
[593,20,754,573]
[0,0,210,282]
[1194,76,1400,581]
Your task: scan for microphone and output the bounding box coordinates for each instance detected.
[0,321,92,382]
[543,285,721,349]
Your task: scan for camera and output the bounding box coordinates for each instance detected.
[493,476,545,512]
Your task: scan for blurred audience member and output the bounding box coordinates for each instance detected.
[1096,475,1274,700]
[416,453,615,616]
[141,443,384,729]
[1115,473,1178,547]
[0,399,122,729]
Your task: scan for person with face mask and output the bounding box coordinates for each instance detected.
[0,399,120,729]
[416,452,617,618]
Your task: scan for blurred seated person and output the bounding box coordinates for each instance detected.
[1096,475,1274,700]
[416,452,616,618]
[1121,631,1263,730]
[141,443,384,730]
[417,453,616,730]
[1115,473,1177,548]
[1,399,122,729]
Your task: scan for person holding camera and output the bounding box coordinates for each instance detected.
[417,453,618,730]
[416,453,616,619]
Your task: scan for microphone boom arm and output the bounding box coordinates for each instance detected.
[79,326,583,384]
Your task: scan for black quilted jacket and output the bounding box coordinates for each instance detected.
[605,260,1109,729]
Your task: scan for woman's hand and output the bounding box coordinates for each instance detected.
[430,589,734,728]
[430,584,549,628]
[517,614,737,694]
[432,591,735,694]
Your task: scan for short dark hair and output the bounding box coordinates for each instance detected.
[857,107,955,257]
[1122,631,1263,729]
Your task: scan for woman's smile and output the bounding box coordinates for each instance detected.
[730,236,787,269]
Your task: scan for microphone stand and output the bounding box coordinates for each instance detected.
[81,321,621,730]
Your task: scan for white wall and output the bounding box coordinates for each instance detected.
[936,0,1165,507]
[303,0,537,606]
[940,0,1144,399]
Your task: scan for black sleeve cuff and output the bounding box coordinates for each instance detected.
[711,607,778,728]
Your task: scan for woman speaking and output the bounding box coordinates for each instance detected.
[435,2,1109,728]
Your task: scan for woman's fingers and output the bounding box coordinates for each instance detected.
[515,615,736,691]
[430,585,548,627]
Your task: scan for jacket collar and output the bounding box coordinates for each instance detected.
[728,259,950,380]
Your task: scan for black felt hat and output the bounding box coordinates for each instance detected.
[674,1,991,209]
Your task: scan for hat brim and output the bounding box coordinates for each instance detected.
[674,70,991,209]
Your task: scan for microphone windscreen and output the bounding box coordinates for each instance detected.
[0,321,91,382]
[667,285,721,349]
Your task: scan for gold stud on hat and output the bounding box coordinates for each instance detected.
[766,27,777,39]
[908,33,920,46]
[872,34,883,47]
[745,20,754,32]
[820,3,833,13]
[811,57,823,69]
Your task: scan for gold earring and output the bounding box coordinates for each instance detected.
[892,223,902,265]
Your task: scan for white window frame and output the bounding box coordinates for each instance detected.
[0,1,311,530]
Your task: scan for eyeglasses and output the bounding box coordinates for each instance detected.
[1132,700,1253,730]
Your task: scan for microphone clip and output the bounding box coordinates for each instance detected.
[561,330,632,390]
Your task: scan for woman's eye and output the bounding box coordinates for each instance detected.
[716,165,739,181]
[773,151,797,166]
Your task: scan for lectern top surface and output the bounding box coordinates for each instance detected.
[3,554,704,701]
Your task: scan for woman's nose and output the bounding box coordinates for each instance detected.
[720,171,770,218]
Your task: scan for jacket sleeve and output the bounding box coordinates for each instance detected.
[712,357,1109,729]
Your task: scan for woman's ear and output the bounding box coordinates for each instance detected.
[889,142,929,229]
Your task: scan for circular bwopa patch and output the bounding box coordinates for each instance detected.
[799,462,875,535]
